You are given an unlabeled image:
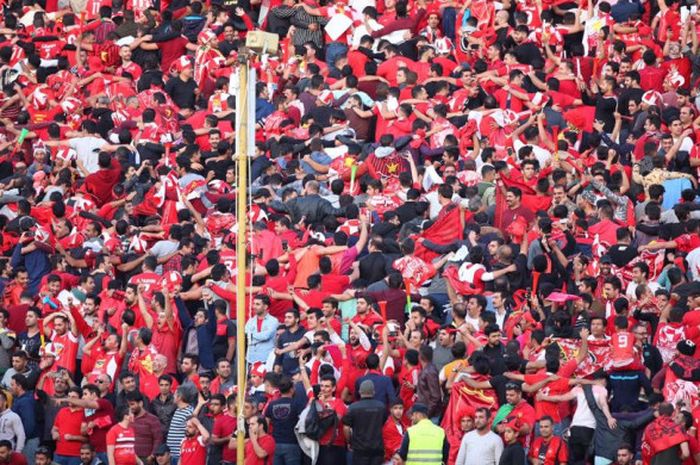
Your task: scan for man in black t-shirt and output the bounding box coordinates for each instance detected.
[343,380,386,464]
[164,58,198,111]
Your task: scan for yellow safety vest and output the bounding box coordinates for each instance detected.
[405,419,446,465]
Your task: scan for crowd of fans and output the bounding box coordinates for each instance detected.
[0,1,700,465]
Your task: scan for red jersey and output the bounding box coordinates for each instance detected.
[128,345,160,399]
[529,436,568,465]
[128,272,161,298]
[318,398,347,447]
[51,330,79,374]
[180,435,207,465]
[105,423,137,465]
[152,320,182,376]
[610,330,638,368]
[85,398,114,452]
[89,349,124,389]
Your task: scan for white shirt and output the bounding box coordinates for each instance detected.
[495,309,508,331]
[513,139,552,168]
[455,430,503,465]
[687,246,700,282]
[68,136,105,175]
[571,385,608,429]
[626,281,660,301]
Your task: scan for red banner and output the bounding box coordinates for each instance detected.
[551,338,611,377]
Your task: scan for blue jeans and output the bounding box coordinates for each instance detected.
[55,455,81,465]
[441,7,457,40]
[274,443,302,465]
[24,438,39,465]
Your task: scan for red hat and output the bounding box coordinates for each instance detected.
[457,405,476,420]
[162,271,183,291]
[426,4,441,18]
[502,419,521,434]
[642,90,663,107]
[104,237,121,254]
[174,56,193,73]
[129,234,148,254]
[250,362,266,378]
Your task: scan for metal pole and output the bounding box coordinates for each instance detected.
[235,51,249,465]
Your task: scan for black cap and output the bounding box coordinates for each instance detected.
[154,445,170,456]
[678,340,697,356]
[410,403,429,415]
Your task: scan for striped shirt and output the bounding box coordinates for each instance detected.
[270,6,327,48]
[166,406,194,458]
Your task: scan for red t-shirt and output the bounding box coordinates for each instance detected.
[212,415,237,463]
[180,435,207,465]
[525,359,578,421]
[318,398,347,447]
[55,407,86,456]
[244,435,276,465]
[105,424,137,465]
[152,320,182,376]
[157,37,189,70]
[321,274,350,294]
[86,398,115,452]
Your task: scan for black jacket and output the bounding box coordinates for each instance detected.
[272,194,344,225]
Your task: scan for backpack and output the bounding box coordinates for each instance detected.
[304,400,339,441]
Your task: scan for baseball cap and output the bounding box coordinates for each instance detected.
[410,403,429,415]
[154,445,170,456]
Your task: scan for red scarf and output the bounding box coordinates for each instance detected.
[642,416,687,465]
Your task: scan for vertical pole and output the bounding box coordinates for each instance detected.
[235,53,249,465]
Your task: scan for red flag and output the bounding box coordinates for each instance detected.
[442,379,498,465]
[414,204,463,262]
[521,194,552,213]
[563,105,596,132]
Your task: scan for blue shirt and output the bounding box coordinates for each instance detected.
[264,395,306,444]
[244,313,279,363]
[11,391,36,439]
[354,371,396,407]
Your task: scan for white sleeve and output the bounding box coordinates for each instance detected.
[329,332,344,346]
[358,329,371,351]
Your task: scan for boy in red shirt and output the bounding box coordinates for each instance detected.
[610,316,643,371]
[106,407,137,465]
[383,400,410,461]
